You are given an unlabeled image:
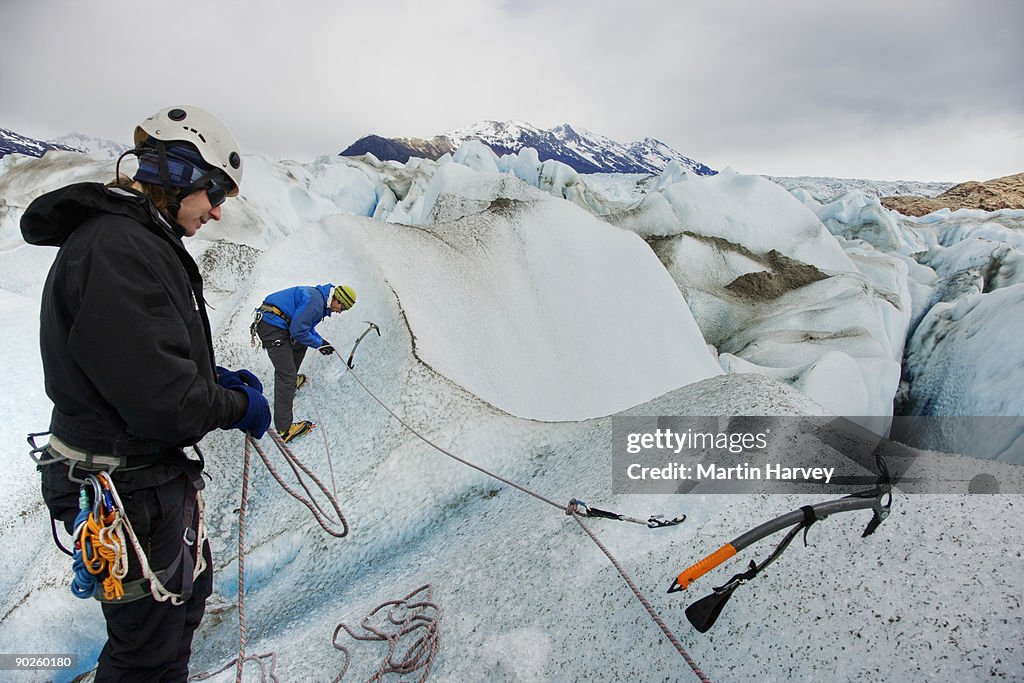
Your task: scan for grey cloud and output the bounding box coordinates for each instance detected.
[1,0,1020,181]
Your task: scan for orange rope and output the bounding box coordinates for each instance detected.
[78,506,126,600]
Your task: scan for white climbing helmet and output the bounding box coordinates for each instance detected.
[134,105,243,195]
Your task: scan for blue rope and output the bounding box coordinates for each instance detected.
[70,507,97,599]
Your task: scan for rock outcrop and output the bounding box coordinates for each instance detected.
[882,172,1024,216]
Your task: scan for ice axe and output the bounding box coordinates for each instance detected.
[346,321,380,368]
[668,486,891,633]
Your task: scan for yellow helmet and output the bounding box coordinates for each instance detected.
[332,285,356,310]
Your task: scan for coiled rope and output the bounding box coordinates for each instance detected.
[343,364,710,682]
[249,429,349,538]
[79,503,129,600]
[330,584,440,683]
[72,475,129,602]
[76,470,209,606]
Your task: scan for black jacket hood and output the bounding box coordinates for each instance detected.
[21,182,183,247]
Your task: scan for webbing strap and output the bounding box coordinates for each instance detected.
[177,475,200,602]
[257,302,291,326]
[154,140,175,198]
[177,464,205,602]
[40,434,165,471]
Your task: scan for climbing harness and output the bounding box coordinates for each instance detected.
[250,302,291,347]
[28,432,208,605]
[667,457,892,633]
[257,302,291,323]
[32,432,169,471]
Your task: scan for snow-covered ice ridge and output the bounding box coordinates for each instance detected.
[768,175,954,203]
[0,142,1021,682]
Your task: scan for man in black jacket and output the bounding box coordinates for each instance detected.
[21,105,270,682]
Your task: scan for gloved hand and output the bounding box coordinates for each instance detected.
[318,343,335,356]
[224,384,271,439]
[216,366,264,393]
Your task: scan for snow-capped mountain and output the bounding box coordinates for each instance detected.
[0,127,82,159]
[50,131,130,159]
[341,120,717,175]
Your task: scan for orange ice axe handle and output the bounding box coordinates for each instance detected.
[667,543,737,593]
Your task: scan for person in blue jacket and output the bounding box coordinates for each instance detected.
[252,283,357,441]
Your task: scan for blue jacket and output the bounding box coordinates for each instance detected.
[260,284,335,349]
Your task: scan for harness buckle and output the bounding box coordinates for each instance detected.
[27,431,53,465]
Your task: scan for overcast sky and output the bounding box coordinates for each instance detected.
[2,0,1021,182]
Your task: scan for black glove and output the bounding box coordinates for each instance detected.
[318,344,335,356]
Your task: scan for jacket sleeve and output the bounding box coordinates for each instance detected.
[287,288,327,348]
[66,225,246,443]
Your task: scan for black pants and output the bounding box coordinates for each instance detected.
[256,319,309,432]
[41,459,213,683]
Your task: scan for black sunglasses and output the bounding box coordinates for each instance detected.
[179,169,232,208]
[204,180,228,208]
